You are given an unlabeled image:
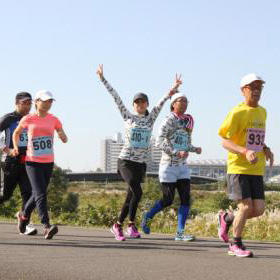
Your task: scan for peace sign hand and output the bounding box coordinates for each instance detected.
[169,74,182,97]
[96,64,104,79]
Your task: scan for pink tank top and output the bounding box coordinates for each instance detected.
[19,113,62,163]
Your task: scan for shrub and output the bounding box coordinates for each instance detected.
[62,192,79,213]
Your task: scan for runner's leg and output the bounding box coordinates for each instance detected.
[0,161,19,204]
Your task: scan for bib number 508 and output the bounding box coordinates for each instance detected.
[33,139,52,150]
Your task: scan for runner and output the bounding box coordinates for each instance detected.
[96,64,181,241]
[141,92,202,241]
[0,92,37,235]
[12,90,68,239]
[218,73,274,257]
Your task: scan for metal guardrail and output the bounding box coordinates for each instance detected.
[65,172,219,184]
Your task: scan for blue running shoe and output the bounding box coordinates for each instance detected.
[175,231,195,241]
[141,212,151,234]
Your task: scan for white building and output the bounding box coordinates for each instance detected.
[149,138,162,172]
[100,133,161,172]
[268,175,280,184]
[100,133,280,179]
[100,132,124,172]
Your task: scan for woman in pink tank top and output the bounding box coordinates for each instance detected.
[13,90,68,240]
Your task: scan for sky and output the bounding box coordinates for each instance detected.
[0,0,279,171]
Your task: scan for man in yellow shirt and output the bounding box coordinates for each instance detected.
[218,73,274,257]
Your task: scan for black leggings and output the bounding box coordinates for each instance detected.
[0,160,32,209]
[118,159,146,224]
[23,162,54,226]
[160,179,190,208]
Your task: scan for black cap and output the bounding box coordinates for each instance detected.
[15,92,32,103]
[133,93,149,104]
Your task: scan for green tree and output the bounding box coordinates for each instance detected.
[62,192,79,213]
[47,165,69,216]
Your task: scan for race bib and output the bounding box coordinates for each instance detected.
[18,129,28,147]
[32,136,53,156]
[173,131,187,151]
[130,128,151,149]
[246,128,265,152]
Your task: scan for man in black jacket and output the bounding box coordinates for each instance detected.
[0,92,37,235]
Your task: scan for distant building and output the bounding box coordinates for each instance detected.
[101,132,124,172]
[149,138,162,173]
[187,159,227,179]
[100,133,161,172]
[187,159,280,180]
[268,175,280,184]
[100,133,280,179]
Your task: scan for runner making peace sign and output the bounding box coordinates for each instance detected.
[97,64,182,241]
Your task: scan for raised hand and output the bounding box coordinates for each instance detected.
[96,64,104,79]
[170,74,182,96]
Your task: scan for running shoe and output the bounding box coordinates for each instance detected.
[175,232,196,241]
[16,211,28,234]
[125,224,141,238]
[218,210,233,243]
[111,223,125,241]
[228,244,253,258]
[44,225,58,240]
[20,224,38,236]
[141,212,151,234]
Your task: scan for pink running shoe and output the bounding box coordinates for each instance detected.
[125,225,141,238]
[228,244,253,258]
[218,210,230,243]
[111,223,126,241]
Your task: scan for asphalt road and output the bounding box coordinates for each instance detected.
[0,222,279,280]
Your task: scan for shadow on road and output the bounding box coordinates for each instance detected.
[0,240,206,253]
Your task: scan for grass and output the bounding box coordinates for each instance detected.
[1,178,280,242]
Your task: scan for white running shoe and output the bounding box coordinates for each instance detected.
[20,224,38,236]
[175,232,196,241]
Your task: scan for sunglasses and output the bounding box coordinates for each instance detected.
[245,84,264,91]
[18,100,32,105]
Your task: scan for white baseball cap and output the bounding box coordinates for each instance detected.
[35,90,55,101]
[170,92,188,105]
[240,73,265,88]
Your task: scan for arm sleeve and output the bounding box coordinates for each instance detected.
[218,110,239,140]
[0,115,9,149]
[0,115,9,132]
[19,116,28,129]
[55,117,63,130]
[156,117,178,156]
[100,77,131,121]
[149,93,170,124]
[0,132,5,149]
[185,114,196,152]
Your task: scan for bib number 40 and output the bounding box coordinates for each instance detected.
[173,132,187,151]
[130,128,151,149]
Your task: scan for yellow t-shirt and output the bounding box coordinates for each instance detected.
[218,102,267,175]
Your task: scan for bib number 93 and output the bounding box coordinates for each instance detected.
[246,128,265,152]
